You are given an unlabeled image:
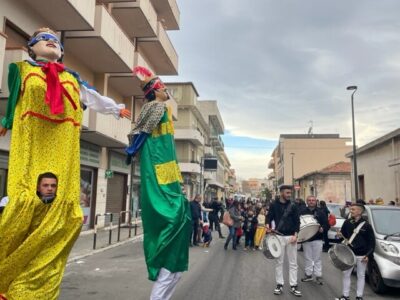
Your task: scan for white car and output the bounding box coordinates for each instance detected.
[364,205,400,293]
[326,203,349,243]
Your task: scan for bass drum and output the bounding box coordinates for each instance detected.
[298,214,320,243]
[328,243,356,271]
[263,234,282,259]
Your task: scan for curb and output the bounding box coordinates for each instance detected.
[67,234,143,264]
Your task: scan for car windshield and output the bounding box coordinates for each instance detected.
[371,208,400,235]
[326,204,348,219]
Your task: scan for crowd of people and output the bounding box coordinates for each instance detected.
[189,186,376,300]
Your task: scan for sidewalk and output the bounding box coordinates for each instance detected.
[68,221,143,263]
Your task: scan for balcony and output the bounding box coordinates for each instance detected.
[111,0,158,38]
[174,128,204,146]
[210,135,224,151]
[179,162,200,174]
[1,47,29,99]
[81,109,131,148]
[268,159,275,169]
[150,0,180,30]
[137,22,178,75]
[65,5,134,73]
[21,0,95,31]
[107,51,153,98]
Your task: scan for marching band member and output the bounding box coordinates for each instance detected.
[266,185,302,297]
[300,195,329,285]
[335,203,375,300]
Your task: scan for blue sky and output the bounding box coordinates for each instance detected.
[167,0,400,179]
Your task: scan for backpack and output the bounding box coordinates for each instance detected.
[328,213,336,227]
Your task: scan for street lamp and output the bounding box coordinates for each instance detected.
[290,152,295,185]
[347,85,358,201]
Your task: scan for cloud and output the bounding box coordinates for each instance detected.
[167,0,400,178]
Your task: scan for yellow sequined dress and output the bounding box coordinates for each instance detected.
[0,61,83,299]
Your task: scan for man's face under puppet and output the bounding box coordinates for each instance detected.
[30,32,63,62]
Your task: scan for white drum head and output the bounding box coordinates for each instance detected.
[267,234,282,258]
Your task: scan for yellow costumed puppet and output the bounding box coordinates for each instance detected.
[0,28,130,300]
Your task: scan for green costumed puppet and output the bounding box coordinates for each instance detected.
[0,27,130,300]
[125,66,191,300]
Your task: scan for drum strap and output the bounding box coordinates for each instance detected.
[276,203,293,233]
[347,221,366,246]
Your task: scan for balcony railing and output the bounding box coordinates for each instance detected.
[111,0,158,38]
[21,0,95,31]
[92,111,131,145]
[150,0,180,30]
[137,21,178,75]
[65,5,134,73]
[179,162,200,174]
[174,128,204,146]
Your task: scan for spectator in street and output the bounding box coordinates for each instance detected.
[300,196,328,285]
[254,207,267,250]
[243,207,257,250]
[267,185,302,297]
[319,200,331,251]
[375,197,384,205]
[224,200,242,250]
[335,203,375,300]
[202,223,212,247]
[190,194,202,246]
[389,200,396,206]
[209,197,225,238]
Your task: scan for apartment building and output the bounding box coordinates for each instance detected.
[0,0,180,229]
[198,100,227,201]
[165,82,208,200]
[346,128,400,203]
[165,83,232,201]
[268,134,352,191]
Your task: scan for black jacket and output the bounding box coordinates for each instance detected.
[341,217,375,256]
[190,201,202,222]
[300,206,328,241]
[267,199,300,236]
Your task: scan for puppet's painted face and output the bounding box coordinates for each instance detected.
[30,32,63,61]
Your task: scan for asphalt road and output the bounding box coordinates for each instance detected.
[60,230,399,300]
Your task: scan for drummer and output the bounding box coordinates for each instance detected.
[266,185,301,297]
[299,195,328,285]
[335,203,375,300]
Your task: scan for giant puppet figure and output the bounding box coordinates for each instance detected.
[0,28,130,299]
[126,67,191,300]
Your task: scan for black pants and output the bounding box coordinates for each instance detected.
[245,230,255,248]
[209,213,223,237]
[191,220,199,245]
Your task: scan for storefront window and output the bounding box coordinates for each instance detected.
[80,168,94,229]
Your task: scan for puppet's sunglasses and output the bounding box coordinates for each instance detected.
[28,33,63,49]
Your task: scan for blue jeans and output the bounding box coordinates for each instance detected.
[225,226,237,249]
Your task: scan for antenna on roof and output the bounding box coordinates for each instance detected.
[307,120,313,135]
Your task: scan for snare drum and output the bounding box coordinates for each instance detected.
[263,234,282,259]
[298,215,320,243]
[328,243,356,271]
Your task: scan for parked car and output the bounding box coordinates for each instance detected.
[326,203,349,243]
[363,205,400,293]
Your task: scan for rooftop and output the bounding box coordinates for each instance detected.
[297,161,351,180]
[280,134,344,139]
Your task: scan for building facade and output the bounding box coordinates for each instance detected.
[347,128,400,204]
[296,161,351,203]
[165,82,208,200]
[268,134,352,191]
[0,0,180,229]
